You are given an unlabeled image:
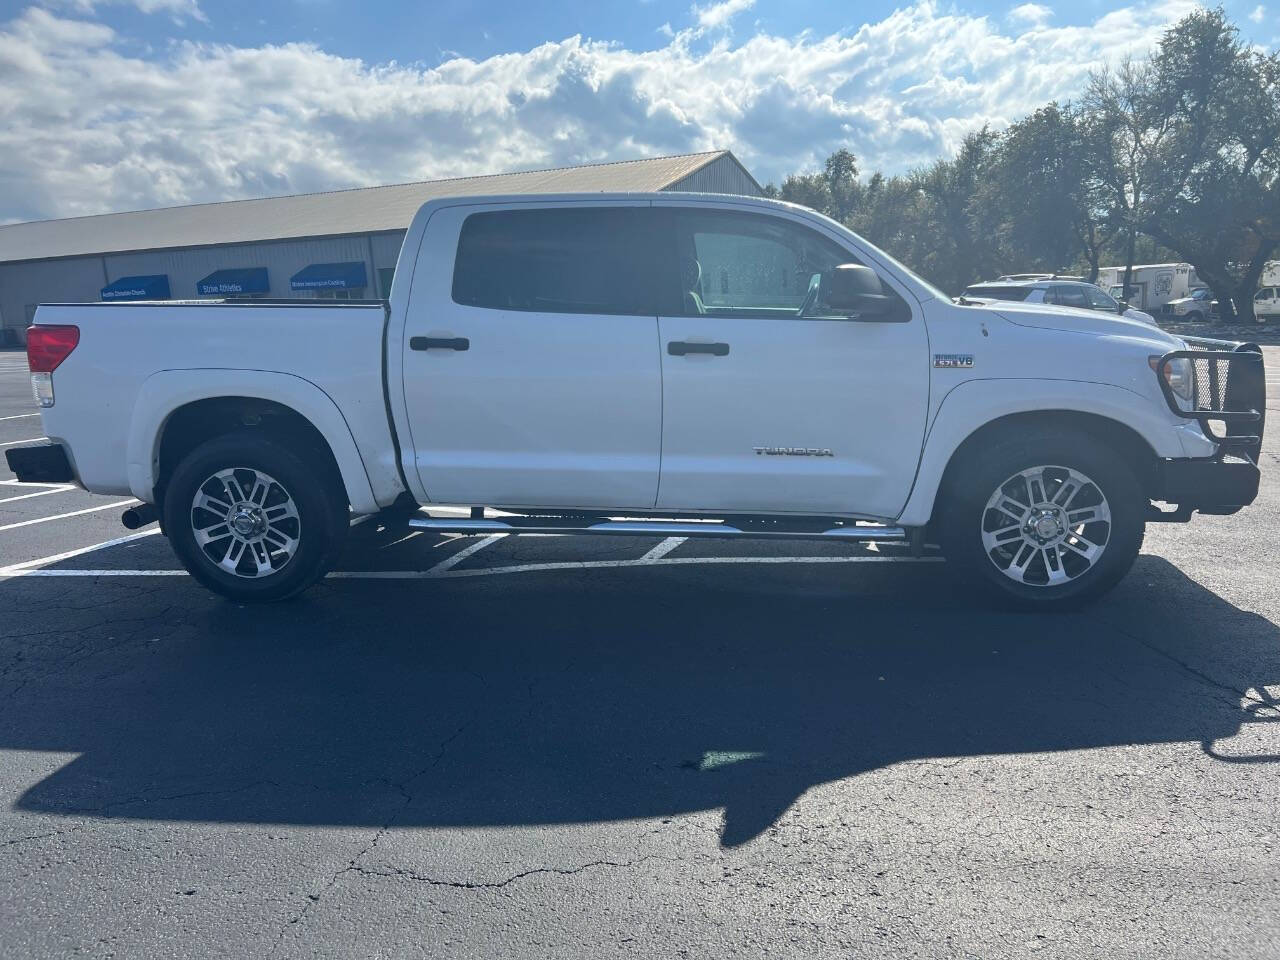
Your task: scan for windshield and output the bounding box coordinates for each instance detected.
[1085,285,1118,309]
[963,285,1032,301]
[850,235,950,301]
[1192,288,1211,300]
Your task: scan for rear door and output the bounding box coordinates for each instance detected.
[652,204,930,519]
[400,202,663,509]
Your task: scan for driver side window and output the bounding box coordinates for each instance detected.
[666,209,858,319]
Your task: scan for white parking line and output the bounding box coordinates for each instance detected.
[0,498,139,533]
[639,537,687,561]
[0,484,75,504]
[427,533,506,573]
[0,413,40,421]
[0,528,162,576]
[0,437,46,447]
[1,552,941,580]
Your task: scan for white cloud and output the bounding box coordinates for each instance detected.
[0,0,1203,222]
[1248,4,1265,22]
[1009,3,1053,25]
[692,0,754,31]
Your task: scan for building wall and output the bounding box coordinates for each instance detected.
[0,257,106,345]
[664,155,762,197]
[104,235,375,302]
[0,230,410,344]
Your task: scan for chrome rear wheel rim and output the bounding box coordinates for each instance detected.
[980,464,1111,587]
[190,467,301,579]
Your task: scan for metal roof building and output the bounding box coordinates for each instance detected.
[0,150,760,344]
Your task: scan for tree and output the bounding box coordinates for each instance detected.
[1134,9,1280,321]
[1082,56,1174,303]
[982,104,1108,280]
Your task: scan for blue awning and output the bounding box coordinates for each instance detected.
[101,275,171,301]
[290,262,368,291]
[197,267,270,296]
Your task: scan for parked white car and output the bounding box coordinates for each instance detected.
[962,279,1158,325]
[1164,287,1220,323]
[8,193,1267,608]
[1253,285,1279,320]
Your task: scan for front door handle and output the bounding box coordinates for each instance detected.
[668,341,729,357]
[411,336,470,351]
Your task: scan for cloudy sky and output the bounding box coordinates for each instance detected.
[0,0,1275,223]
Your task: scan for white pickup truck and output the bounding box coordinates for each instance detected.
[7,193,1267,607]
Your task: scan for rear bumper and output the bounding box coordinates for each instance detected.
[1156,455,1260,510]
[4,443,75,484]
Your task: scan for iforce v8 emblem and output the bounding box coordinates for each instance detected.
[933,353,975,368]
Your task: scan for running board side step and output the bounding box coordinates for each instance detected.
[407,516,907,543]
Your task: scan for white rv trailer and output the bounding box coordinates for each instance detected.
[1095,263,1198,312]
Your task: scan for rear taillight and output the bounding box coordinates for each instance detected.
[26,325,79,408]
[27,325,80,373]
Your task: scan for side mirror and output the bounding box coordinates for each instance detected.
[821,264,895,318]
[1116,300,1129,315]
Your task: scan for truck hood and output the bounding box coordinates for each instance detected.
[986,299,1182,348]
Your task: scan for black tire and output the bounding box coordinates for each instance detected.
[937,431,1145,610]
[1185,310,1204,323]
[163,431,348,602]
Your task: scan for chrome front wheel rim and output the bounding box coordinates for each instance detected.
[190,467,301,578]
[980,465,1111,587]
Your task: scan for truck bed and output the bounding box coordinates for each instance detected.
[31,299,403,511]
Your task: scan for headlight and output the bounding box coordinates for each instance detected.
[1149,354,1195,406]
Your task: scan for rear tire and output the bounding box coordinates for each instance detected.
[163,431,348,602]
[937,432,1145,610]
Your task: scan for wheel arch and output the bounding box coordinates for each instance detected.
[128,370,380,514]
[931,410,1159,525]
[897,379,1175,528]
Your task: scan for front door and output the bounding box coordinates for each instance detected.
[653,206,930,519]
[400,202,663,509]
[1255,287,1279,318]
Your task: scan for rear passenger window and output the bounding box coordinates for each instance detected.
[1054,285,1089,308]
[452,208,655,316]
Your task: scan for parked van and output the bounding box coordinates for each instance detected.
[1095,263,1197,313]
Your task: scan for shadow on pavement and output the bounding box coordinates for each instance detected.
[4,550,1277,847]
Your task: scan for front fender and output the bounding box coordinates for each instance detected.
[127,369,381,515]
[896,377,1217,527]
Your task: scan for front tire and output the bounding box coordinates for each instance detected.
[163,432,348,602]
[938,432,1145,609]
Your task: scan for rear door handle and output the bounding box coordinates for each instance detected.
[668,341,729,357]
[410,336,470,351]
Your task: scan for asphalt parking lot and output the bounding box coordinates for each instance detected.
[2,346,1279,958]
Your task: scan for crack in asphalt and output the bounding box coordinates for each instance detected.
[270,720,475,955]
[345,854,664,890]
[1090,613,1272,710]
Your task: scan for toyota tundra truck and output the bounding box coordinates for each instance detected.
[6,193,1268,606]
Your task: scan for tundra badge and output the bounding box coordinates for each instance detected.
[753,447,835,457]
